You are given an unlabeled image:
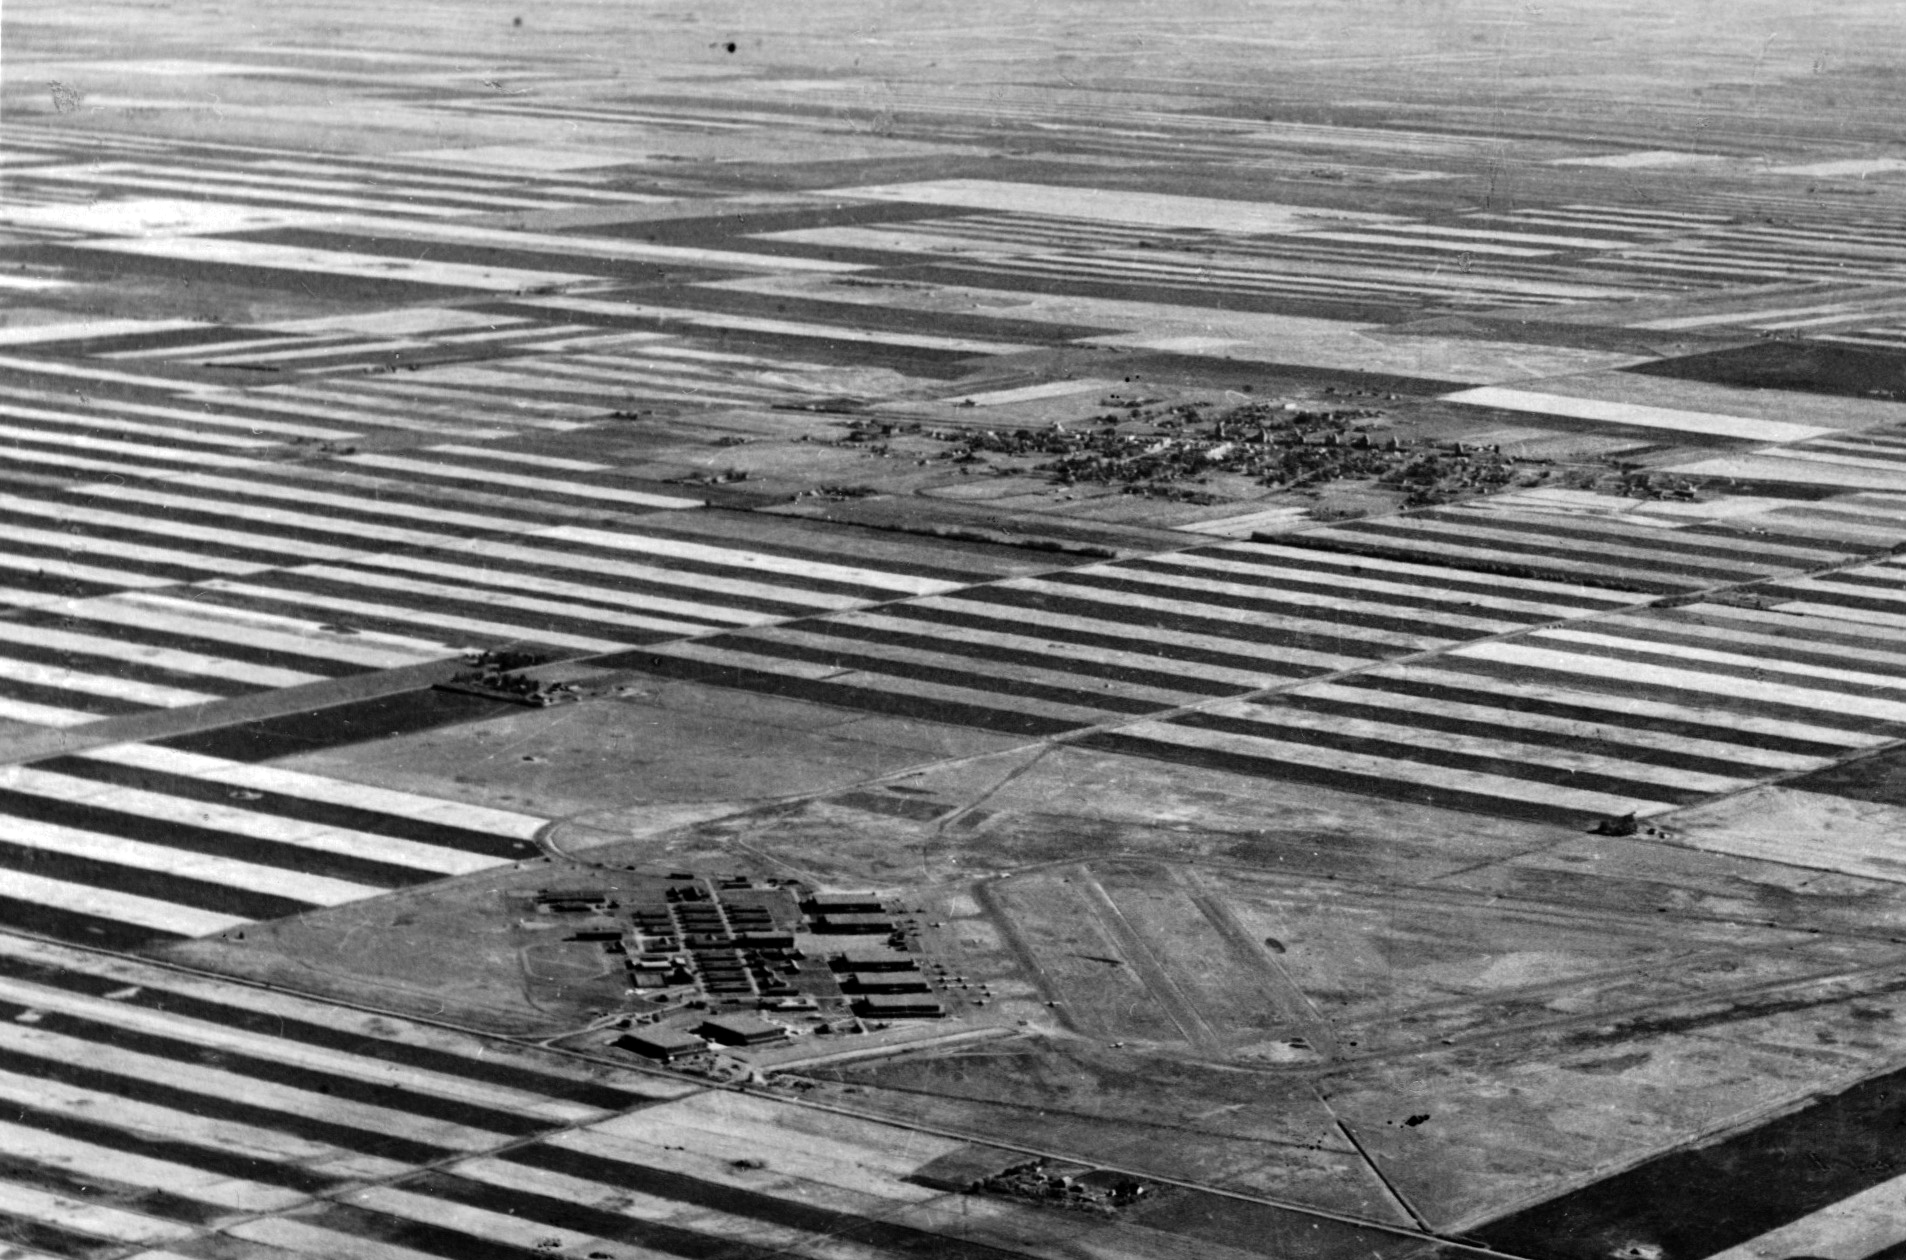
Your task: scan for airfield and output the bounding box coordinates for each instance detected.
[8,0,1906,1256]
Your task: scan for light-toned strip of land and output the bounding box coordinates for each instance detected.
[1442,386,1836,444]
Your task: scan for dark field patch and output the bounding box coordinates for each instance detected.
[1626,339,1906,402]
[1467,1052,1906,1260]
[1778,743,1906,806]
[21,241,479,306]
[157,688,521,762]
[1129,1190,1426,1260]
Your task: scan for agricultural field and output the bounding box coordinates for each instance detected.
[8,0,1906,1257]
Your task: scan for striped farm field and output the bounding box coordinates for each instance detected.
[1082,600,1906,827]
[0,930,1226,1260]
[0,741,544,949]
[0,462,988,727]
[614,539,1650,736]
[1284,501,1865,595]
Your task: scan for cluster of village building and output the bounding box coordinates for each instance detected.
[530,875,955,1066]
[828,393,1560,507]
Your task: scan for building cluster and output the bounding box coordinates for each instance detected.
[1616,471,1701,501]
[535,875,806,1003]
[877,396,1546,505]
[616,1013,795,1064]
[811,393,1597,509]
[634,878,799,999]
[792,484,884,501]
[1379,444,1523,507]
[439,649,577,707]
[803,891,950,1016]
[976,1161,1152,1215]
[529,874,956,1068]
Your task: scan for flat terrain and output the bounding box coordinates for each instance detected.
[8,2,1906,1257]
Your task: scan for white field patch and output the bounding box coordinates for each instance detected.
[1628,496,1795,522]
[1769,158,1906,179]
[0,274,70,291]
[1774,448,1906,476]
[1476,487,1648,516]
[582,1089,970,1198]
[1551,150,1732,168]
[259,307,516,337]
[0,195,332,237]
[827,177,1409,235]
[760,223,1068,257]
[1441,386,1837,445]
[0,318,213,347]
[1669,788,1906,886]
[1665,455,1906,493]
[1174,505,1313,536]
[1345,221,1634,250]
[396,144,646,172]
[1116,334,1252,354]
[948,378,1117,406]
